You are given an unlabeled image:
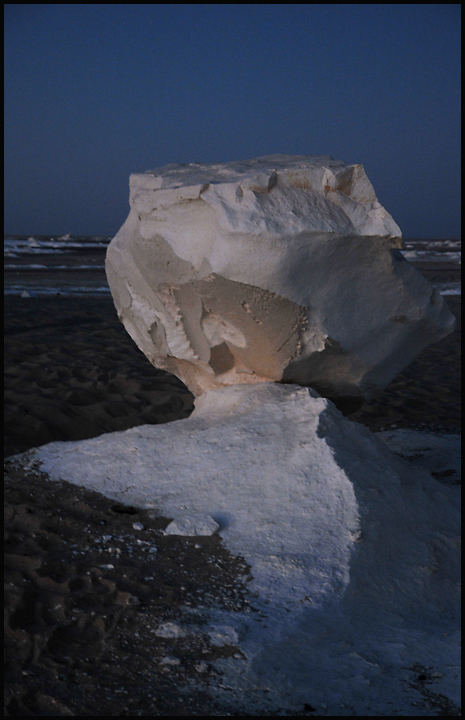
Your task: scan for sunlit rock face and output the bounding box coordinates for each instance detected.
[106,155,455,398]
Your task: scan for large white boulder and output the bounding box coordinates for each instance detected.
[106,155,455,399]
[9,383,461,714]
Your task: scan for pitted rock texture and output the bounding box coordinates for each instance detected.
[106,155,455,398]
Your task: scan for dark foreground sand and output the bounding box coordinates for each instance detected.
[4,284,461,716]
[4,296,195,459]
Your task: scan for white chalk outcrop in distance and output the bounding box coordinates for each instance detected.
[106,154,455,399]
[11,384,460,714]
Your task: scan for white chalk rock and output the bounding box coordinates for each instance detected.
[106,155,455,399]
[163,513,220,536]
[12,382,460,613]
[9,383,460,713]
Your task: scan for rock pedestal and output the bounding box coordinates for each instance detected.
[106,155,455,399]
[10,382,461,715]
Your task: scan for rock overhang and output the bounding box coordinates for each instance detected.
[106,154,455,399]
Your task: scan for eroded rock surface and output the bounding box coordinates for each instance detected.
[106,155,455,398]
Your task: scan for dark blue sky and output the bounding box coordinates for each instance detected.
[4,4,461,238]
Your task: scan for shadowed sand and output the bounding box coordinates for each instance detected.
[4,296,195,458]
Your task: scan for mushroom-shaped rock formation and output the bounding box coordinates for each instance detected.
[106,155,455,400]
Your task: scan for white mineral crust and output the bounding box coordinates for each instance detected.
[106,155,455,398]
[10,383,461,714]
